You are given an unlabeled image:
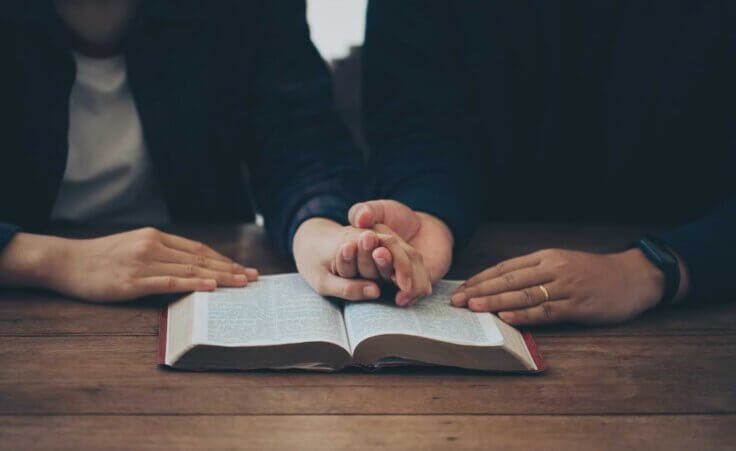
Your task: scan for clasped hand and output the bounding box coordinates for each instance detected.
[293,200,454,306]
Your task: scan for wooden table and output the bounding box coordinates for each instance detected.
[1,223,735,450]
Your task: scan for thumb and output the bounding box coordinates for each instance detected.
[348,201,386,229]
[317,272,381,301]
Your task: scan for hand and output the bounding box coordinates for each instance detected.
[293,218,430,305]
[0,228,258,302]
[450,248,672,326]
[347,199,454,287]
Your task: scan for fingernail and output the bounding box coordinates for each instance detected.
[361,238,371,251]
[395,292,408,306]
[451,292,466,305]
[468,298,484,311]
[203,279,216,290]
[375,256,387,266]
[363,286,379,298]
[234,274,247,285]
[403,276,412,292]
[342,246,354,261]
[499,312,514,322]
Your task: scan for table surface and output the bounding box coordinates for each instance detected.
[1,223,734,450]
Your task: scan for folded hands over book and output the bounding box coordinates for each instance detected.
[293,200,454,307]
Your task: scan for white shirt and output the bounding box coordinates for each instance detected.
[51,52,169,224]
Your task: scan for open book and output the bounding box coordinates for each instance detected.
[158,274,544,373]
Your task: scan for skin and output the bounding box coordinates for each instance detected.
[450,248,690,326]
[53,0,140,57]
[328,200,455,305]
[0,228,258,302]
[0,1,260,301]
[292,217,433,306]
[347,201,692,326]
[1,1,435,304]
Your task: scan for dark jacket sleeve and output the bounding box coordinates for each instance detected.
[243,1,367,255]
[655,196,736,304]
[0,223,20,252]
[0,18,22,253]
[363,1,479,248]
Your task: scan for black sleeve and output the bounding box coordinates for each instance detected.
[0,17,22,253]
[363,0,479,248]
[0,223,20,252]
[655,196,736,303]
[243,1,367,255]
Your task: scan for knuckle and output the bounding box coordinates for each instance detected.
[133,239,157,257]
[195,255,209,268]
[165,276,176,290]
[185,265,197,277]
[522,288,534,306]
[542,302,554,320]
[495,261,506,273]
[503,273,515,290]
[139,227,160,239]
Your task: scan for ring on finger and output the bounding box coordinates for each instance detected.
[538,284,550,302]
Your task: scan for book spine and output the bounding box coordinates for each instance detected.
[157,303,169,365]
[522,330,546,372]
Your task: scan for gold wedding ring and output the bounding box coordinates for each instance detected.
[539,284,550,302]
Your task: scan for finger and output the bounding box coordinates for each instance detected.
[348,201,385,229]
[317,272,380,301]
[147,263,249,287]
[376,233,413,293]
[458,266,553,301]
[357,231,380,280]
[159,232,233,264]
[497,300,573,326]
[462,254,543,289]
[132,276,217,297]
[155,246,243,274]
[395,241,432,306]
[372,247,394,280]
[464,281,563,311]
[335,242,358,278]
[242,267,259,281]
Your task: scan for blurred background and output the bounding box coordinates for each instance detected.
[307,0,368,150]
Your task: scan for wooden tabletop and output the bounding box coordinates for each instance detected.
[1,223,734,450]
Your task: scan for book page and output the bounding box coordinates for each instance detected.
[190,274,350,351]
[343,280,504,350]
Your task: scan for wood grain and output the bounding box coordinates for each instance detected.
[0,415,732,451]
[1,223,735,449]
[1,335,734,415]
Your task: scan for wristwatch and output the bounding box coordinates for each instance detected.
[634,235,681,305]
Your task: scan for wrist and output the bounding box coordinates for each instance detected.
[0,233,73,289]
[615,248,666,310]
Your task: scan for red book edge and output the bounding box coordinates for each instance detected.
[522,330,546,372]
[157,303,169,365]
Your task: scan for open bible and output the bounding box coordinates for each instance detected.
[158,274,544,372]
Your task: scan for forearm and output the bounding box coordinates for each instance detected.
[0,232,68,289]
